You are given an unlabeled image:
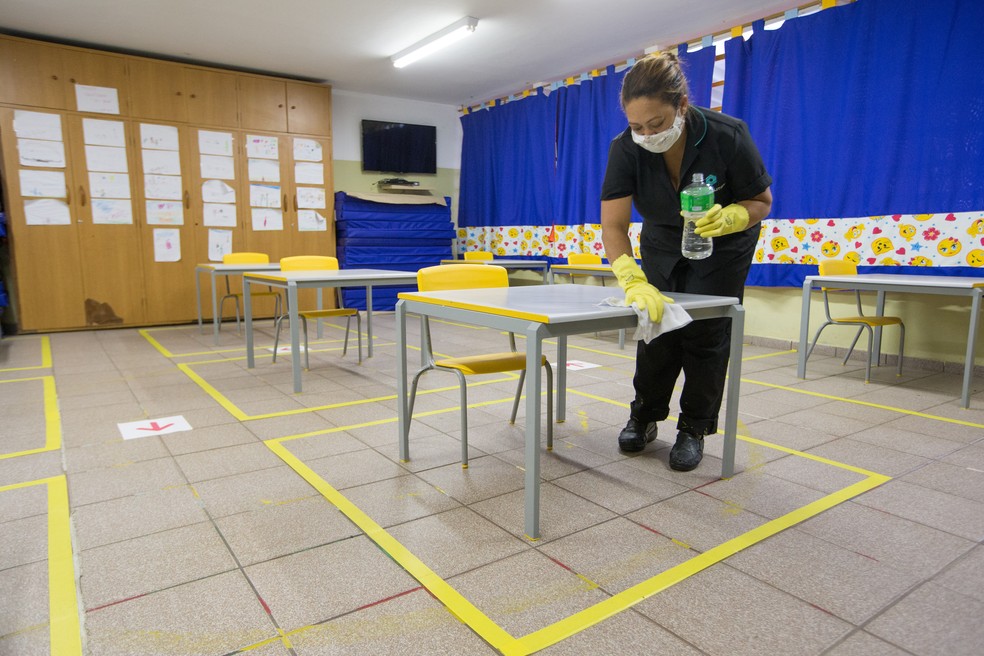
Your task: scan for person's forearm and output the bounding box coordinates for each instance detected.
[603,231,634,263]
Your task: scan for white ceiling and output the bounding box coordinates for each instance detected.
[0,0,800,107]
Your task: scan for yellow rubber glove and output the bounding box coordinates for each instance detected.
[611,254,674,323]
[693,203,750,237]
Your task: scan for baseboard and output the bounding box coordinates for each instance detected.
[744,334,984,377]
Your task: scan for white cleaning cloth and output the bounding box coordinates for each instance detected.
[599,297,693,343]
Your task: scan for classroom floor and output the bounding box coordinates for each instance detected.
[1,312,983,656]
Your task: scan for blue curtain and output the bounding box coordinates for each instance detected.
[458,92,557,227]
[554,65,630,229]
[679,45,716,108]
[724,0,984,219]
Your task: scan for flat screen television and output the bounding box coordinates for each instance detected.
[361,119,437,174]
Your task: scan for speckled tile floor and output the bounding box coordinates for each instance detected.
[1,312,983,655]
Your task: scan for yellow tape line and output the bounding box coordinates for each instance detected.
[517,473,889,653]
[0,376,61,460]
[741,378,984,429]
[0,476,82,655]
[0,335,52,372]
[266,439,523,653]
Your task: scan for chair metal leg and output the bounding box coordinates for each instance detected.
[342,316,351,356]
[272,314,285,363]
[842,326,866,366]
[897,324,905,377]
[545,361,553,451]
[862,326,874,383]
[301,315,309,370]
[804,321,833,364]
[509,370,526,424]
[234,296,242,334]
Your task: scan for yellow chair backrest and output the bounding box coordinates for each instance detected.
[418,264,508,292]
[223,252,269,265]
[567,252,602,265]
[280,256,339,272]
[818,259,858,276]
[463,251,494,261]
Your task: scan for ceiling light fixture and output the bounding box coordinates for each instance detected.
[391,16,479,68]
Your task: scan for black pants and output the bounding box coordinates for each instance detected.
[630,254,748,436]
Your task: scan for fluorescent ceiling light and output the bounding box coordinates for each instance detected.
[391,16,478,68]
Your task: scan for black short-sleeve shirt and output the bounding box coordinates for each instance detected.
[601,107,771,282]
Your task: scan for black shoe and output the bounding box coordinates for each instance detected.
[669,431,704,471]
[618,418,657,453]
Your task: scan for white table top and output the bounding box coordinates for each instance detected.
[198,263,281,272]
[807,273,984,289]
[441,259,549,266]
[399,283,737,325]
[244,268,417,283]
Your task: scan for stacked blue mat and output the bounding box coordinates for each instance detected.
[334,192,455,311]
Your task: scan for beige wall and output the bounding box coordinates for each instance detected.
[744,286,983,368]
[331,158,461,229]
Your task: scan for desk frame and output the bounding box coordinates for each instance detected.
[395,284,744,540]
[441,258,550,283]
[244,269,418,393]
[798,273,983,408]
[195,263,280,344]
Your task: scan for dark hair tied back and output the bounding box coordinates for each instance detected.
[620,51,689,110]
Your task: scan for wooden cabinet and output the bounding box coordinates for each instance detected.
[62,50,129,114]
[184,68,238,128]
[287,83,331,135]
[239,78,332,135]
[64,115,146,326]
[129,60,238,128]
[0,38,68,109]
[128,59,188,122]
[0,108,145,329]
[0,35,334,332]
[239,77,288,133]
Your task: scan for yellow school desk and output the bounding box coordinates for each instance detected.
[440,258,551,283]
[244,268,418,392]
[798,272,984,408]
[195,262,281,344]
[395,283,744,540]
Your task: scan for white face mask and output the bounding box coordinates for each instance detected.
[631,113,685,153]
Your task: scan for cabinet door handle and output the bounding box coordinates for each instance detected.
[184,190,190,209]
[176,91,183,96]
[282,194,287,210]
[51,74,59,81]
[293,194,298,211]
[80,186,87,207]
[66,186,71,205]
[290,105,296,110]
[278,103,284,108]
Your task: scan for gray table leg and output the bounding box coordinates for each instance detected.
[523,323,546,540]
[289,283,302,393]
[722,305,745,478]
[797,279,813,378]
[211,271,221,344]
[195,267,204,334]
[397,301,410,461]
[873,290,886,364]
[962,290,982,409]
[245,278,255,368]
[556,335,567,423]
[366,285,374,358]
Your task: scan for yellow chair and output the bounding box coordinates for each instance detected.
[463,251,494,261]
[407,264,553,467]
[220,252,283,333]
[566,252,606,285]
[567,252,602,265]
[272,256,361,367]
[805,259,905,383]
